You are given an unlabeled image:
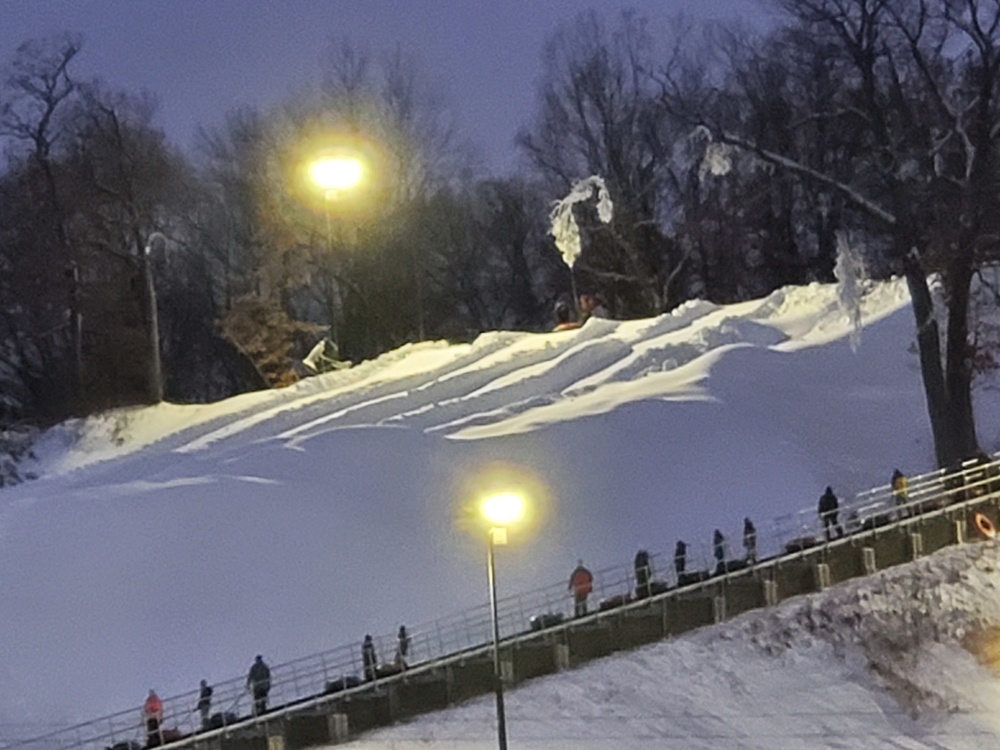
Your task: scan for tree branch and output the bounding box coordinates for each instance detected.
[715,131,897,226]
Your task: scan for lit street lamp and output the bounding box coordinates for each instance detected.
[308,154,364,350]
[481,491,526,750]
[309,155,363,199]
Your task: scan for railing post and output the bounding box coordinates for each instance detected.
[763,579,778,606]
[815,563,831,590]
[862,547,877,575]
[328,713,350,744]
[712,594,726,623]
[554,643,570,671]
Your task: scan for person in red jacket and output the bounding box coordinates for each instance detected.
[143,689,164,747]
[568,560,594,617]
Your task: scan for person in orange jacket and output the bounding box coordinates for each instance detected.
[143,689,164,747]
[568,560,594,616]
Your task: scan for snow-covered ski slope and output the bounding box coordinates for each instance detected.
[3,277,1000,742]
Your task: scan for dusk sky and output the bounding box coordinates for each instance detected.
[1,0,767,175]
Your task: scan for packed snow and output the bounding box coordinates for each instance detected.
[2,276,1000,747]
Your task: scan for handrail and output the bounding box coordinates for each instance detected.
[8,451,1000,750]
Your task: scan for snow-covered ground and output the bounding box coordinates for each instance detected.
[344,542,1000,749]
[2,277,1000,746]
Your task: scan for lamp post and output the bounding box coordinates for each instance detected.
[308,155,363,351]
[142,232,166,403]
[481,491,526,750]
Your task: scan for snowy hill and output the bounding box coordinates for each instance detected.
[2,277,1000,743]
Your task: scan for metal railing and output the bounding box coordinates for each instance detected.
[8,451,1000,750]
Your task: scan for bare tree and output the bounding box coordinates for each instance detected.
[195,107,272,310]
[0,34,83,417]
[693,0,1000,466]
[1,34,238,418]
[519,10,684,317]
[417,178,555,334]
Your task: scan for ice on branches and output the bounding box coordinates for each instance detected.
[834,230,869,352]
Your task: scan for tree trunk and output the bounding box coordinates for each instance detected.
[943,259,980,463]
[902,250,980,468]
[901,251,951,467]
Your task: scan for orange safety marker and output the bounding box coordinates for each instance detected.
[974,512,996,539]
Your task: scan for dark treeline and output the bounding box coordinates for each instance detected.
[2,2,998,469]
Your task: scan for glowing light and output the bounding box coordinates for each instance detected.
[482,492,526,527]
[309,156,363,193]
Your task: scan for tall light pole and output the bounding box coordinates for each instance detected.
[309,155,364,352]
[481,491,526,750]
[142,232,166,403]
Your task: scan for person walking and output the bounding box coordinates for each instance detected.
[743,517,758,564]
[634,549,652,599]
[891,468,909,517]
[674,540,687,577]
[195,679,212,730]
[395,625,411,669]
[818,486,844,540]
[362,634,378,681]
[143,689,164,748]
[568,560,594,616]
[246,655,271,716]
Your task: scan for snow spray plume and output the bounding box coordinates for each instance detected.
[690,125,733,180]
[549,176,614,270]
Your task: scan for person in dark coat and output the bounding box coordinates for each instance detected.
[713,529,728,567]
[246,655,271,716]
[568,560,594,616]
[674,540,687,576]
[743,518,758,564]
[634,549,652,599]
[552,300,580,331]
[819,486,844,540]
[362,634,378,681]
[395,625,411,668]
[196,679,212,730]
